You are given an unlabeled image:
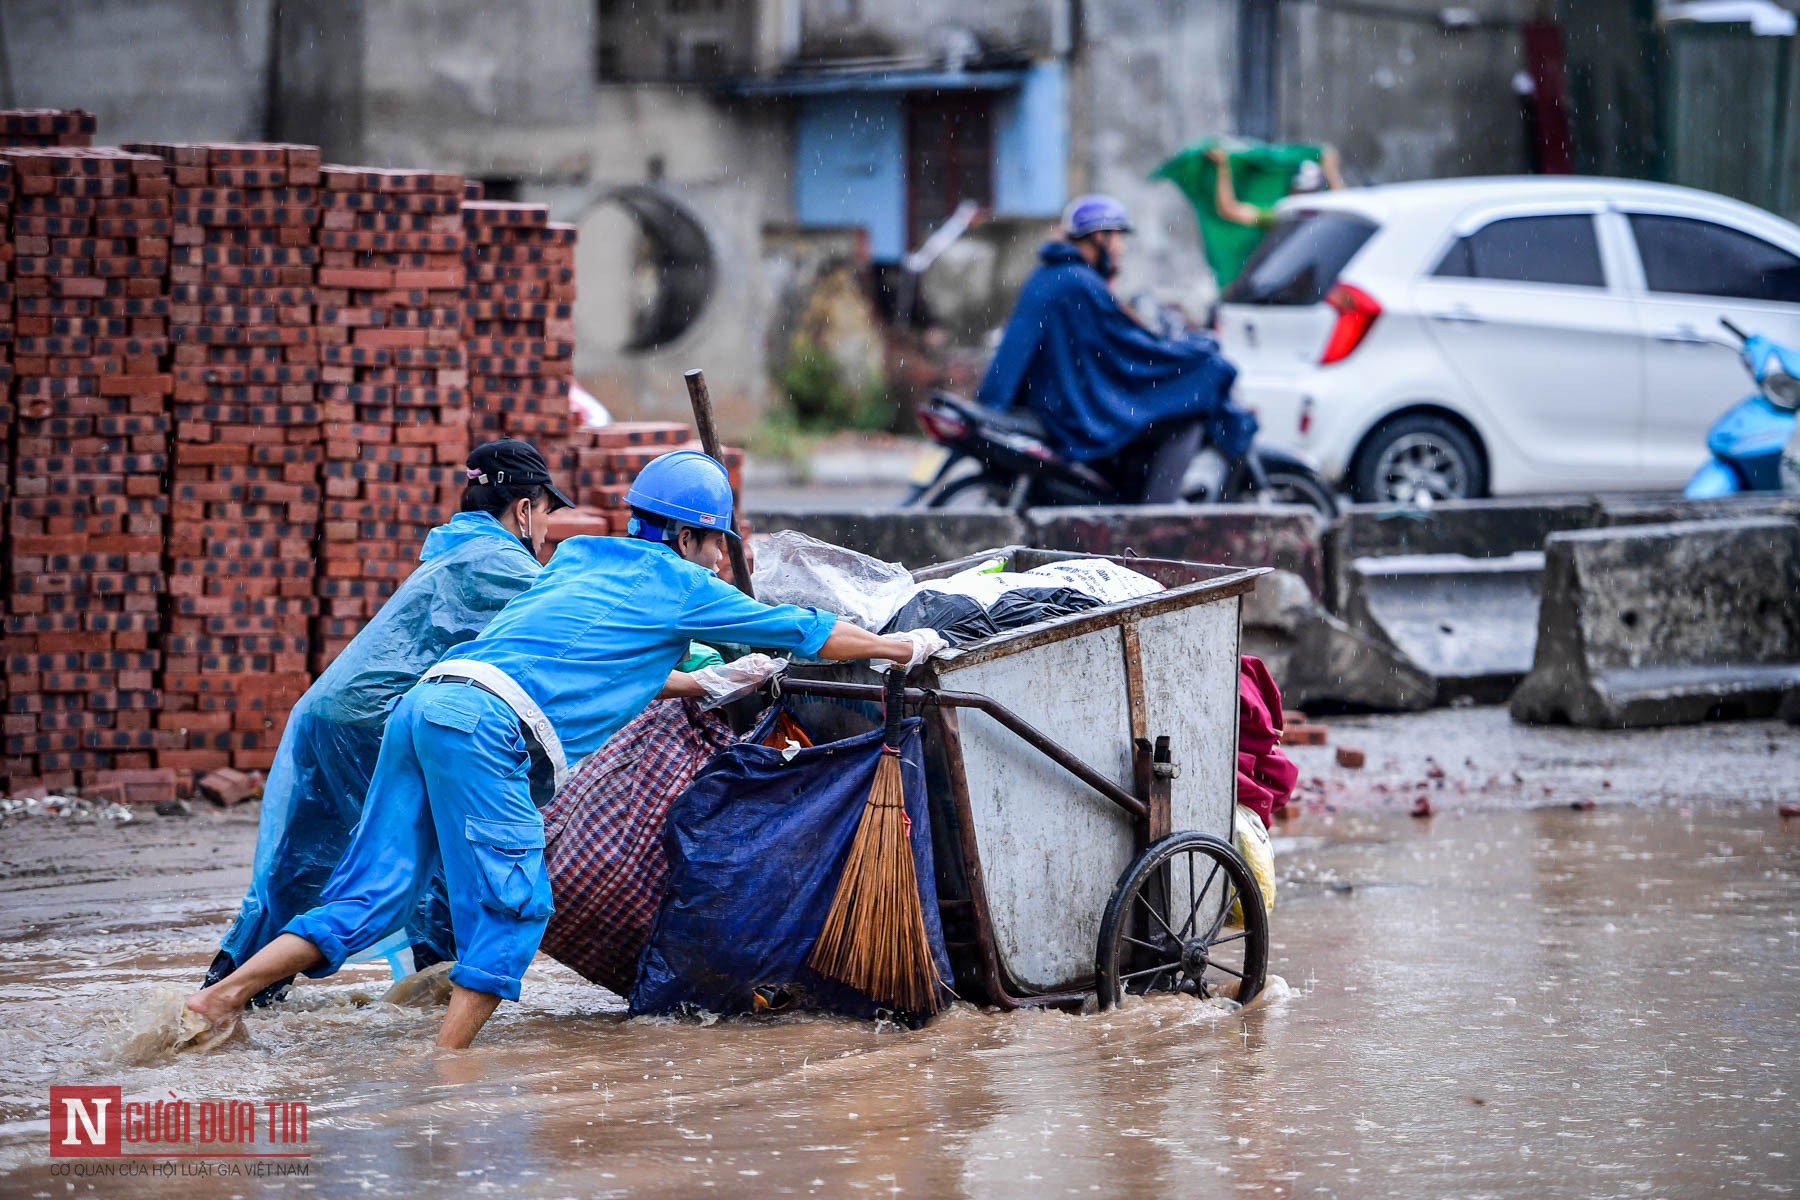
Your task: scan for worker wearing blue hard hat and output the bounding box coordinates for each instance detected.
[186,449,949,1048]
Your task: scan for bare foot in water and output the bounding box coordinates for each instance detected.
[178,985,246,1051]
[177,935,324,1051]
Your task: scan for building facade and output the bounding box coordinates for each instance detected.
[4,0,1717,425]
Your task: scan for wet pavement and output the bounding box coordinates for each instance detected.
[0,709,1795,1198]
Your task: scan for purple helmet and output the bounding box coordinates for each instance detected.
[1061,194,1133,239]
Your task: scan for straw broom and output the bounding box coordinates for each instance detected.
[807,668,947,1014]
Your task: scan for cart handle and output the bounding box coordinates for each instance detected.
[776,677,1148,819]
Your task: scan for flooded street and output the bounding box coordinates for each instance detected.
[1,713,1796,1198]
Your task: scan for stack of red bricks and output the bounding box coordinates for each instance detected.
[120,142,326,778]
[311,167,469,671]
[0,148,174,798]
[0,160,13,745]
[0,109,97,149]
[542,422,748,552]
[461,192,577,460]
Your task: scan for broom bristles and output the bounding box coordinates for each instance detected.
[807,751,947,1014]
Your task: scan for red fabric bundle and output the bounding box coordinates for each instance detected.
[1237,656,1299,828]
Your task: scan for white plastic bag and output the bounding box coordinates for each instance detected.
[1023,560,1165,605]
[904,560,1038,609]
[1230,803,1276,923]
[749,530,916,630]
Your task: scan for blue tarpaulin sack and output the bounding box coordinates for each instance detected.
[630,705,952,1019]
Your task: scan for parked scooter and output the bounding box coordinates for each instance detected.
[1685,319,1800,498]
[902,389,1340,518]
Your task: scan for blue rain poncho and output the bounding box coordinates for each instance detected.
[214,511,543,970]
[976,241,1252,463]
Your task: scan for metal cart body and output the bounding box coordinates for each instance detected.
[782,548,1265,1010]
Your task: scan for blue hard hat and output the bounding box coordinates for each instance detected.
[625,449,738,538]
[1061,194,1133,239]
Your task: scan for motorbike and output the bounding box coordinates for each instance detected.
[901,389,1340,519]
[1685,318,1800,498]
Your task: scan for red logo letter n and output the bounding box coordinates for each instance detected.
[49,1087,121,1157]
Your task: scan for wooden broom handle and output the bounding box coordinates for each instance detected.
[683,368,755,597]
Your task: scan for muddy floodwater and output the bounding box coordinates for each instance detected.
[0,713,1796,1197]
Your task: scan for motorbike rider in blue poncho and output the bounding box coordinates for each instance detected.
[186,450,950,1048]
[203,439,574,1002]
[976,194,1253,503]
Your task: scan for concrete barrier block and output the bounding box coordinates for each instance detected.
[1598,494,1800,529]
[1511,517,1800,728]
[1025,505,1324,596]
[1241,570,1436,712]
[745,508,1028,568]
[1325,497,1599,614]
[1341,551,1545,702]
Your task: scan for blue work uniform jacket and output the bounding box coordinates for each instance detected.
[446,536,838,764]
[975,241,1250,463]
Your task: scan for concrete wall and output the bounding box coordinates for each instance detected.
[1072,0,1237,313]
[569,92,794,429]
[0,0,273,143]
[1277,0,1539,182]
[352,0,598,178]
[795,0,1065,60]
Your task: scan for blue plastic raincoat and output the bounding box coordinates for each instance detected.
[976,242,1250,463]
[214,512,542,972]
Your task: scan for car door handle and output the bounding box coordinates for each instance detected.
[1429,307,1485,325]
[1654,326,1709,346]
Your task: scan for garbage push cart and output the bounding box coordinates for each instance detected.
[779,548,1269,1012]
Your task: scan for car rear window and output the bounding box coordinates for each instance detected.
[1222,212,1378,306]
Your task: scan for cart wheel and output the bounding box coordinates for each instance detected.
[1095,831,1268,1011]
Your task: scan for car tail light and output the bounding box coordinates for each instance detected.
[915,403,969,445]
[1319,283,1380,365]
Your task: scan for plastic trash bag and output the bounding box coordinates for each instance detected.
[1231,802,1277,923]
[882,591,996,645]
[749,530,916,631]
[882,586,1103,645]
[210,513,543,981]
[1023,560,1165,604]
[988,586,1105,629]
[630,705,951,1019]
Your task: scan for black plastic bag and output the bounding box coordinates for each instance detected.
[882,586,1103,646]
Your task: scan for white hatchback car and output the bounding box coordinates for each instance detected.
[1214,177,1800,502]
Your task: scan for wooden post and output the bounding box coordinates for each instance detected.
[682,368,755,597]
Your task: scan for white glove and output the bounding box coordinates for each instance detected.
[875,628,948,672]
[691,654,788,706]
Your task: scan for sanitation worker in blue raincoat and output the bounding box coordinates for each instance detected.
[202,439,573,1002]
[976,193,1251,503]
[186,450,949,1048]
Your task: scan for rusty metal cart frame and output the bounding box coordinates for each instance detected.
[777,549,1271,1013]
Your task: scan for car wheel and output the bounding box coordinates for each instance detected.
[1351,413,1487,505]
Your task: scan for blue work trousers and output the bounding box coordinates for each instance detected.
[283,680,554,1001]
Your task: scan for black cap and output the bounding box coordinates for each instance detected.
[466,439,574,511]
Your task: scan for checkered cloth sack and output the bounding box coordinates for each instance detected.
[540,698,736,995]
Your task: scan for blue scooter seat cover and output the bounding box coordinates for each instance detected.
[629,707,952,1018]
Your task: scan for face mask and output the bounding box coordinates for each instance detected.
[518,501,536,557]
[1093,240,1119,280]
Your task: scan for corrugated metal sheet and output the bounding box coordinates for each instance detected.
[1662,22,1799,221]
